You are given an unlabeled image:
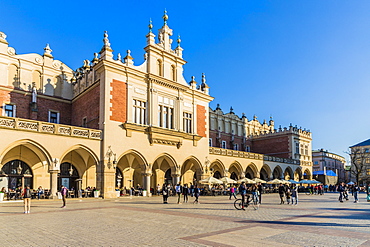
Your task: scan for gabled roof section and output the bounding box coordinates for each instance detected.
[350,138,370,148]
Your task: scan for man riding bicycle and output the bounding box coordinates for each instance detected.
[238,182,249,210]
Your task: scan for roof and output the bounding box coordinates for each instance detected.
[350,139,370,148]
[312,170,337,176]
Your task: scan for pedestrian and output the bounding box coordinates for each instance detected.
[60,185,68,208]
[278,183,286,204]
[162,183,169,204]
[156,184,161,196]
[338,182,345,202]
[291,184,298,205]
[353,182,360,203]
[193,184,200,204]
[22,186,32,214]
[257,182,263,204]
[238,182,247,210]
[285,185,291,204]
[175,182,182,204]
[229,185,237,200]
[183,183,189,203]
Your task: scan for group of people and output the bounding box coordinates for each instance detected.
[337,182,360,203]
[278,183,298,205]
[161,182,201,204]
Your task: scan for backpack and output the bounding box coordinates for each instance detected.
[24,188,31,198]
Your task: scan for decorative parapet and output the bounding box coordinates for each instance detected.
[0,116,101,140]
[209,147,300,165]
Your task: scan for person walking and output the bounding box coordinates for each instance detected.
[183,183,189,203]
[278,183,286,204]
[193,184,200,204]
[162,183,169,204]
[22,186,32,214]
[353,182,360,203]
[291,184,298,205]
[229,185,237,200]
[238,182,247,210]
[257,182,263,204]
[338,182,345,202]
[285,185,291,204]
[175,182,182,204]
[60,185,68,208]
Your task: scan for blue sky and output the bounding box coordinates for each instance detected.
[1,1,370,160]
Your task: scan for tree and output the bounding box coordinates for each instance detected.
[348,147,370,184]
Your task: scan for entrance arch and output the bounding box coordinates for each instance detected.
[229,162,243,180]
[272,166,283,179]
[116,150,147,190]
[181,156,202,185]
[284,167,294,180]
[294,167,302,181]
[210,160,225,178]
[1,160,33,189]
[245,163,258,179]
[58,162,79,190]
[260,164,271,181]
[303,168,312,179]
[152,153,177,188]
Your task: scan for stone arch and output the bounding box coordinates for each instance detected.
[0,139,53,190]
[272,165,283,179]
[116,149,147,190]
[180,156,202,185]
[59,145,100,190]
[229,161,243,180]
[245,163,258,179]
[210,159,226,178]
[151,153,178,188]
[294,167,302,181]
[284,166,294,180]
[303,168,312,179]
[260,164,271,181]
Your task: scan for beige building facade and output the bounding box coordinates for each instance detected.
[0,13,312,198]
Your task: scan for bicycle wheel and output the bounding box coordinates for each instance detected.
[234,199,243,210]
[252,199,259,210]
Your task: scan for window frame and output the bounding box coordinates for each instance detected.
[48,110,60,124]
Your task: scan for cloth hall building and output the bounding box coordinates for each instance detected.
[0,13,313,198]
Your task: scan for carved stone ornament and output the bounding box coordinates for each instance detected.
[52,61,61,69]
[7,47,15,56]
[35,57,42,64]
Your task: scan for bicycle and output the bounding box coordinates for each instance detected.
[234,194,259,210]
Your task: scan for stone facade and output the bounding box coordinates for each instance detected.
[0,12,313,198]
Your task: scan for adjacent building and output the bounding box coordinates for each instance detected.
[0,12,313,198]
[312,149,346,184]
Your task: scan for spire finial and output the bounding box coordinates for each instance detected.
[43,44,53,57]
[148,18,153,33]
[177,34,181,47]
[103,31,111,48]
[163,9,168,24]
[202,73,206,83]
[230,106,234,114]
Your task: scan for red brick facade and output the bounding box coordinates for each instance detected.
[72,83,100,129]
[110,79,127,122]
[251,136,290,158]
[197,105,207,137]
[0,87,71,125]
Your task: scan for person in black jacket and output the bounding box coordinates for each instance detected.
[338,182,345,202]
[183,183,189,203]
[278,183,286,204]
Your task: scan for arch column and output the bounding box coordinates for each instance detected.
[142,172,152,196]
[172,173,181,185]
[49,170,59,199]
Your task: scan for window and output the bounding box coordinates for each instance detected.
[133,99,147,125]
[157,60,163,76]
[222,141,227,149]
[48,111,59,124]
[82,117,87,127]
[234,144,239,151]
[367,168,370,175]
[183,112,192,133]
[314,161,319,165]
[246,146,250,152]
[158,105,173,129]
[209,138,212,147]
[4,104,16,117]
[295,143,299,154]
[366,158,370,164]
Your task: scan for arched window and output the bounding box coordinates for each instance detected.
[157,60,163,76]
[2,160,33,189]
[8,64,20,88]
[32,70,42,91]
[171,65,176,81]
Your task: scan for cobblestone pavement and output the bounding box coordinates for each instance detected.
[1,192,370,246]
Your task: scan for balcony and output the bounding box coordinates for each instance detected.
[0,116,102,140]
